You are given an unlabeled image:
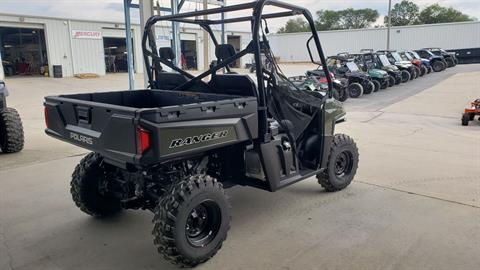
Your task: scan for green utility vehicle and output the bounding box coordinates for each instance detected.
[44,1,359,267]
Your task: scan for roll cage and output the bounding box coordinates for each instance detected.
[141,0,331,143]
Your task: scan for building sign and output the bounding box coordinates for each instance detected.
[72,30,102,40]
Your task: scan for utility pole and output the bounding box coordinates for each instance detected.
[203,0,209,71]
[387,0,392,50]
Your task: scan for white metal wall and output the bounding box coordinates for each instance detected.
[0,13,251,77]
[268,21,480,62]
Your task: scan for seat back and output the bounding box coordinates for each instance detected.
[156,72,188,90]
[159,47,175,62]
[215,44,236,61]
[209,74,257,97]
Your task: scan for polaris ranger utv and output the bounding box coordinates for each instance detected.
[424,47,458,68]
[399,51,428,77]
[44,1,359,267]
[0,81,24,153]
[325,55,375,98]
[377,50,417,81]
[415,49,447,72]
[351,51,391,90]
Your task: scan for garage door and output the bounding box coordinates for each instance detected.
[102,28,126,38]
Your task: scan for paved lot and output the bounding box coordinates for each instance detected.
[1,65,479,270]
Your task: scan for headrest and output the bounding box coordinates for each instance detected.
[159,47,175,61]
[215,44,236,61]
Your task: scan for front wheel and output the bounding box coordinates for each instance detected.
[318,134,359,192]
[347,83,363,98]
[363,81,375,95]
[153,174,231,268]
[372,80,381,92]
[401,70,411,83]
[462,113,470,126]
[445,58,455,68]
[336,86,349,102]
[388,76,396,87]
[432,61,445,72]
[71,153,122,217]
[420,66,428,76]
[414,67,421,79]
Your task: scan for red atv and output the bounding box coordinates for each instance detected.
[462,99,480,126]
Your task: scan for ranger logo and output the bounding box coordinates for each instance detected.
[169,130,229,149]
[70,132,93,145]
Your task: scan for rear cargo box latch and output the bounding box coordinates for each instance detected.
[76,106,91,125]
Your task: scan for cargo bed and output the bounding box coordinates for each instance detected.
[45,89,258,167]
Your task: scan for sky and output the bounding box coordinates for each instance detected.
[0,0,478,32]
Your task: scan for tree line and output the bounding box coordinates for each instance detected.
[278,0,476,33]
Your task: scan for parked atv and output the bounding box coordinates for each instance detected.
[326,56,376,98]
[407,50,433,74]
[351,52,391,90]
[415,49,447,72]
[291,70,349,102]
[0,81,24,153]
[374,53,406,84]
[425,47,458,68]
[399,51,428,77]
[377,50,417,81]
[44,1,359,267]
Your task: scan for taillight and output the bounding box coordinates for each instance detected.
[44,107,49,128]
[136,126,151,154]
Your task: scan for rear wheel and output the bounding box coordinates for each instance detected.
[427,66,433,74]
[317,134,359,192]
[432,61,445,72]
[71,153,123,217]
[462,113,470,126]
[401,70,411,83]
[0,108,24,153]
[153,174,231,268]
[347,83,363,98]
[363,81,375,95]
[372,80,381,92]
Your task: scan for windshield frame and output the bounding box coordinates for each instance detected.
[346,61,359,72]
[391,52,403,62]
[379,55,392,66]
[410,51,421,59]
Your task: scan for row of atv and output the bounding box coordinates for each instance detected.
[290,47,458,101]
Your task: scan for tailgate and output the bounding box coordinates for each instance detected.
[44,96,138,166]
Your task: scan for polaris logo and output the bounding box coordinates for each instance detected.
[70,132,93,145]
[169,130,229,149]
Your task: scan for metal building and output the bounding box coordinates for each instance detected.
[0,13,251,78]
[268,21,480,62]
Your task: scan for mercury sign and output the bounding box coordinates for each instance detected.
[72,30,102,40]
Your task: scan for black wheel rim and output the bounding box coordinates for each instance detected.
[334,151,354,177]
[349,85,360,97]
[186,200,221,248]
